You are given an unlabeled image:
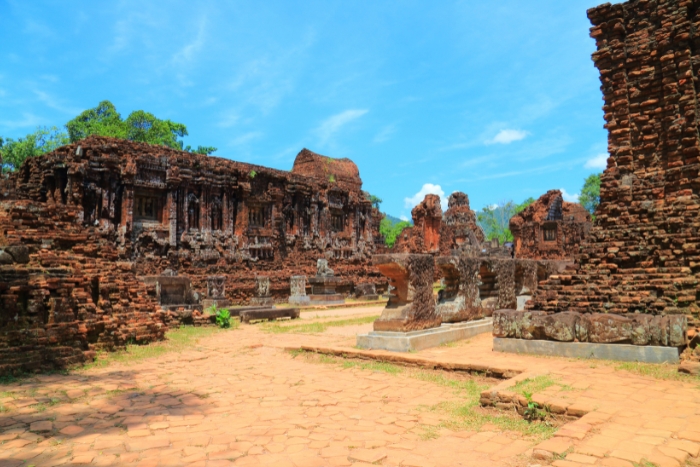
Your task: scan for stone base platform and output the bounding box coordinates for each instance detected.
[356,318,493,352]
[309,294,345,306]
[251,297,274,306]
[161,304,203,312]
[493,338,683,364]
[228,306,272,317]
[357,294,379,301]
[289,296,311,306]
[202,298,231,310]
[240,307,300,324]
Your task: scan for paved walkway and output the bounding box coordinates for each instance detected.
[1,307,699,467]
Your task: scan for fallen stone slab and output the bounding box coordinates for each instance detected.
[293,343,522,378]
[240,307,300,324]
[357,318,493,352]
[494,338,682,364]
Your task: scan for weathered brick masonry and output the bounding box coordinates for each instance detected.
[0,136,385,373]
[530,0,700,331]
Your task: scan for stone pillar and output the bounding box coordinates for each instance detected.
[251,276,274,306]
[435,256,483,323]
[289,275,310,306]
[372,254,440,332]
[167,190,177,246]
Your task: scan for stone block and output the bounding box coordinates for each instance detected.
[357,318,493,352]
[494,338,682,364]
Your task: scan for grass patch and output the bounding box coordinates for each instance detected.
[261,315,378,334]
[614,361,699,383]
[511,375,572,397]
[80,325,227,370]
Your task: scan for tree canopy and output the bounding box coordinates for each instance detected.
[1,100,217,173]
[380,217,411,248]
[476,196,535,244]
[368,194,383,209]
[580,173,601,215]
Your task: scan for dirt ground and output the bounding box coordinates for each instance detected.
[1,306,699,467]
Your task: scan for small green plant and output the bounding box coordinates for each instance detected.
[328,174,336,183]
[215,308,232,328]
[249,170,257,179]
[207,304,218,315]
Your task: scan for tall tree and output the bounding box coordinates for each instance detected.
[515,197,536,214]
[580,174,601,215]
[477,201,519,244]
[66,100,126,142]
[368,194,383,210]
[65,100,217,154]
[0,126,69,172]
[380,217,410,248]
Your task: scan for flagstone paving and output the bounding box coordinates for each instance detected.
[0,308,699,467]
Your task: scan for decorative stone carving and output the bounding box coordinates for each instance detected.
[251,276,274,306]
[372,254,441,332]
[202,275,231,309]
[493,310,687,347]
[354,283,378,301]
[289,275,310,306]
[317,259,334,277]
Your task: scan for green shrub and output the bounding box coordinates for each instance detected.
[215,308,231,328]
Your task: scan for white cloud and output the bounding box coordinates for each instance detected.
[404,183,446,210]
[373,124,396,144]
[400,215,409,222]
[172,16,207,64]
[561,188,579,203]
[316,109,368,146]
[485,129,529,145]
[584,153,608,170]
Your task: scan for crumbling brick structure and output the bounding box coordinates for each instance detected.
[390,191,574,323]
[530,0,700,332]
[0,136,385,373]
[394,192,485,255]
[9,137,384,302]
[510,190,592,260]
[0,200,166,374]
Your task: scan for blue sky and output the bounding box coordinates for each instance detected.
[0,0,620,220]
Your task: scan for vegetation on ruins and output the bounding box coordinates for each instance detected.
[477,197,534,244]
[368,194,383,209]
[579,173,601,216]
[380,217,411,248]
[0,100,216,173]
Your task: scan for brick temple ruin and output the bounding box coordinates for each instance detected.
[510,190,592,260]
[385,191,585,326]
[0,136,385,373]
[497,0,700,353]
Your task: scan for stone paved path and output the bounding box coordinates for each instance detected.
[1,308,699,467]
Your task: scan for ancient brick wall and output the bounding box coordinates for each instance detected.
[0,200,167,374]
[6,137,385,305]
[510,190,592,260]
[530,0,700,326]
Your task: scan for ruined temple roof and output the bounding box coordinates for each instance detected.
[15,136,367,196]
[291,149,362,191]
[510,190,590,227]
